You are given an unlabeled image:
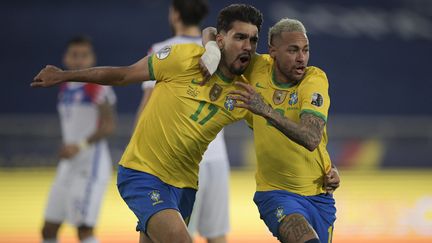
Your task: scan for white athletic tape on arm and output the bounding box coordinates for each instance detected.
[201,41,221,75]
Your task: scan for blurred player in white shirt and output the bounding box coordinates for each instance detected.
[41,36,117,243]
[136,1,229,243]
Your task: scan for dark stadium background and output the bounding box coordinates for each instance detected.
[1,0,431,242]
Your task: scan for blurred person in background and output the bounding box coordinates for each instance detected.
[41,36,117,243]
[136,1,230,242]
[32,4,263,243]
[228,18,338,243]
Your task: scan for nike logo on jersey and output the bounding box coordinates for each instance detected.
[255,82,266,89]
[191,79,202,85]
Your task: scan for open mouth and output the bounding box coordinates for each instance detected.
[295,66,305,73]
[238,54,251,64]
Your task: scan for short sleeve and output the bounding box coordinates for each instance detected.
[298,68,330,122]
[148,44,204,83]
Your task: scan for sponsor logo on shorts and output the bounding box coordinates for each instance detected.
[275,206,286,222]
[149,190,164,206]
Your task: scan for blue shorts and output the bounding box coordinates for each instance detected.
[117,166,196,233]
[253,190,336,243]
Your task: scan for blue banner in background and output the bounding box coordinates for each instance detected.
[1,0,431,114]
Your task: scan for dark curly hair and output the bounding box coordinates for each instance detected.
[216,4,263,33]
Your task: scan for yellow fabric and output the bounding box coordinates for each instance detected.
[119,43,249,189]
[245,54,332,196]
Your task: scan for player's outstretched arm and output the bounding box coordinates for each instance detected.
[229,81,324,151]
[31,56,151,88]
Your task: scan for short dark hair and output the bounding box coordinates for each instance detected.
[216,4,263,33]
[66,35,93,48]
[172,0,209,26]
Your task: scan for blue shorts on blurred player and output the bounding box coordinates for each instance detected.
[254,190,336,243]
[117,165,196,233]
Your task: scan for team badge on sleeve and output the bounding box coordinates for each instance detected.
[209,84,223,101]
[272,90,287,105]
[224,97,236,111]
[156,46,171,60]
[311,92,323,107]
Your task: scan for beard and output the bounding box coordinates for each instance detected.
[221,51,248,76]
[229,63,247,75]
[278,63,304,83]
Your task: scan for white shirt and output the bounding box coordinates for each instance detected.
[58,82,116,144]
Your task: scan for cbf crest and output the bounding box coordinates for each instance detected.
[224,97,236,111]
[148,190,164,206]
[209,84,223,101]
[273,90,287,105]
[288,91,298,105]
[275,206,286,222]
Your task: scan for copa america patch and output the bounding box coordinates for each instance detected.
[311,92,323,107]
[156,46,171,60]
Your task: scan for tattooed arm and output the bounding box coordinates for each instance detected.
[266,110,324,151]
[229,82,324,151]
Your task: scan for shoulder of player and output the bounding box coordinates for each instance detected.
[250,53,272,65]
[244,53,273,80]
[152,43,204,60]
[301,66,329,86]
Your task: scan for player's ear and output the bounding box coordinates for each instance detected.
[216,33,225,50]
[269,44,277,58]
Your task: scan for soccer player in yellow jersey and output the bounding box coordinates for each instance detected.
[31,4,263,243]
[228,19,339,243]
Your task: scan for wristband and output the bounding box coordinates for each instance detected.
[201,41,221,75]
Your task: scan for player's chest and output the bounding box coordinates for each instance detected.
[167,79,247,120]
[260,87,301,121]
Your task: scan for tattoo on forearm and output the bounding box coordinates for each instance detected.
[267,112,325,150]
[279,214,314,242]
[249,93,271,116]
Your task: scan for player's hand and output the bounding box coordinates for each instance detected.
[228,82,272,117]
[324,167,340,194]
[31,65,64,88]
[59,144,80,159]
[198,40,221,86]
[198,58,211,86]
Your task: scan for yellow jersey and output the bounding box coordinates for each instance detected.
[119,44,248,189]
[245,54,332,196]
